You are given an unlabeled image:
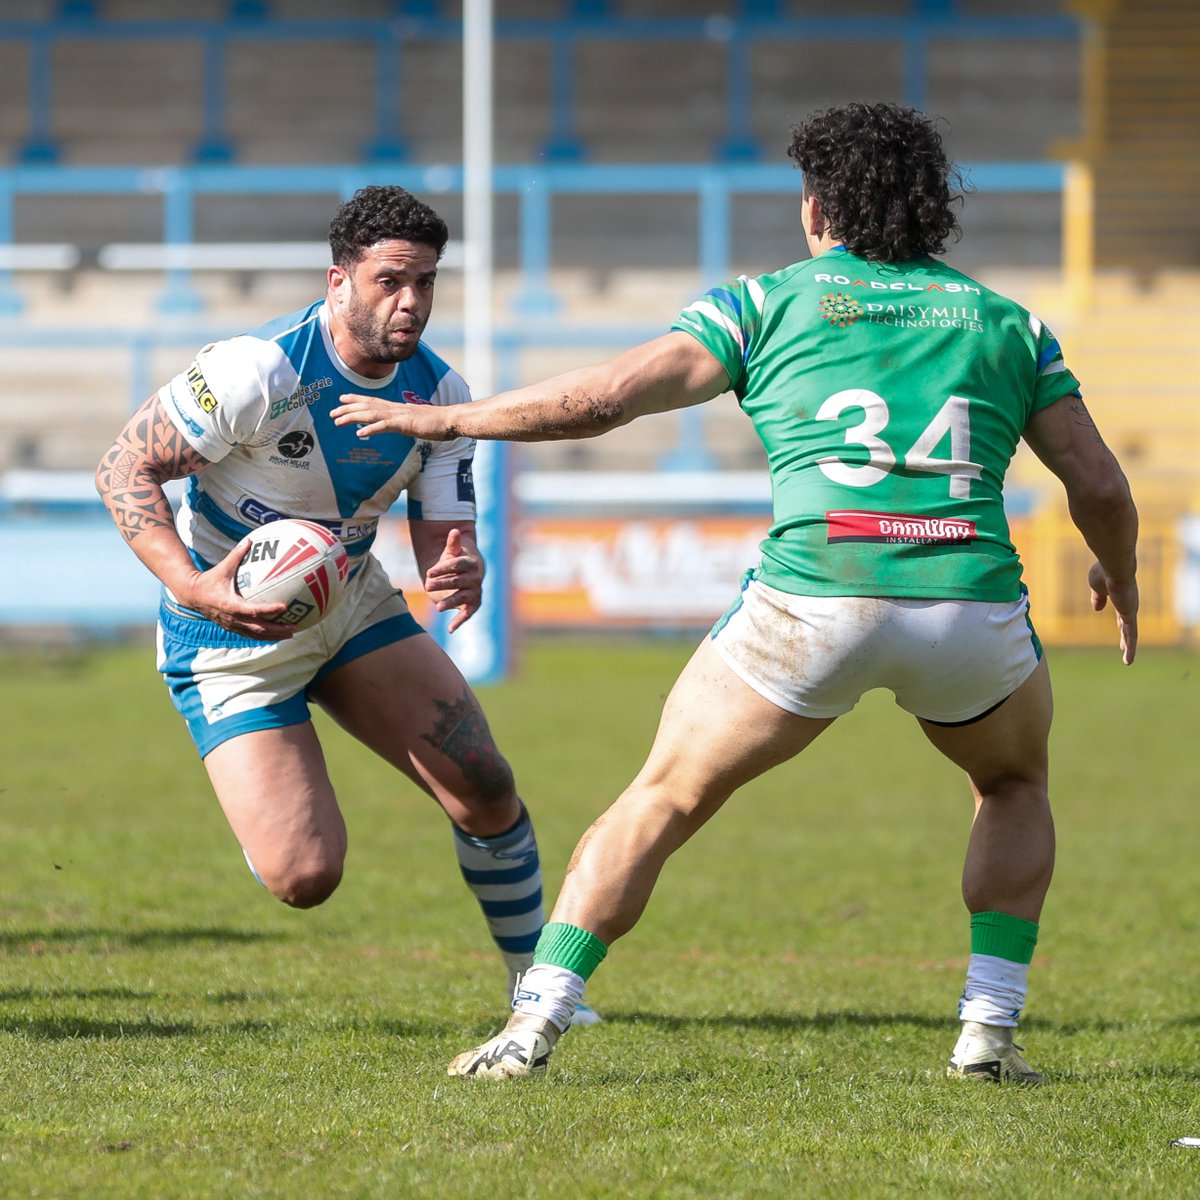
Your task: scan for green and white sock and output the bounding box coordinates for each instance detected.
[957,910,1038,1029]
[512,922,608,1033]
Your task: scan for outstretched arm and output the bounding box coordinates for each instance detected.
[331,332,731,442]
[95,395,293,639]
[1023,393,1139,664]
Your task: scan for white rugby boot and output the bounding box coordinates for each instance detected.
[946,1020,1047,1085]
[447,1013,561,1080]
[571,1000,603,1027]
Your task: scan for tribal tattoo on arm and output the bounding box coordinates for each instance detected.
[95,395,210,544]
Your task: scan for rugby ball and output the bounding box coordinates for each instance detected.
[235,518,350,630]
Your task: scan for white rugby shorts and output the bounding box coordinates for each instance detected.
[710,574,1042,723]
[157,553,423,757]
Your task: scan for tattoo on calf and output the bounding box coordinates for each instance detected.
[421,690,511,794]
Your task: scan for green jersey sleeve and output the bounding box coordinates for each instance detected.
[670,275,767,393]
[1029,315,1082,414]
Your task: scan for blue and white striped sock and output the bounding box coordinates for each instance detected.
[453,808,544,994]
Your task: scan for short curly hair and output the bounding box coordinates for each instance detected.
[787,103,965,262]
[328,185,450,268]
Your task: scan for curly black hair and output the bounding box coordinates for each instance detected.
[787,103,965,262]
[328,185,450,268]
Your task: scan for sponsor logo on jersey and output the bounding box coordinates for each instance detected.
[166,382,204,437]
[232,503,374,546]
[237,497,288,526]
[403,390,432,405]
[269,430,315,469]
[186,362,219,414]
[826,509,976,546]
[338,445,389,465]
[814,273,981,296]
[270,377,333,419]
[862,303,984,333]
[457,457,476,503]
[819,292,863,328]
[319,518,375,543]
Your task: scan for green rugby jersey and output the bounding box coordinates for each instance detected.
[671,248,1081,600]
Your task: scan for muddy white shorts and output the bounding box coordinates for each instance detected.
[709,574,1042,723]
[157,553,423,758]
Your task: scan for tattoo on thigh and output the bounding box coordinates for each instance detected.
[421,691,510,792]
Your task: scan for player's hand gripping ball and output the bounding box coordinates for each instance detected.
[235,518,350,630]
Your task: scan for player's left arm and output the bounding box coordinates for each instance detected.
[331,332,731,442]
[1023,392,1139,664]
[410,520,483,632]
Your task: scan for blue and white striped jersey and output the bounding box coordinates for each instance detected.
[158,300,476,573]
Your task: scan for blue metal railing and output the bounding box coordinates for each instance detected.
[0,158,1067,469]
[0,160,1066,315]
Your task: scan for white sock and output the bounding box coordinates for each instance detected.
[504,953,533,1000]
[512,962,584,1034]
[957,953,1029,1028]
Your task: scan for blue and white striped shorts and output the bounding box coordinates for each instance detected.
[157,553,422,758]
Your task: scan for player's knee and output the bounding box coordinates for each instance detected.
[466,754,518,812]
[253,854,344,908]
[977,776,1049,810]
[275,863,343,908]
[449,756,522,837]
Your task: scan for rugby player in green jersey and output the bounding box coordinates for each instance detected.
[333,103,1139,1084]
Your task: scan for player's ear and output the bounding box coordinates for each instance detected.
[327,263,350,302]
[802,191,824,240]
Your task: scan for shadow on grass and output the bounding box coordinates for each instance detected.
[1,1015,276,1041]
[0,926,283,952]
[598,1009,950,1032]
[0,986,156,1003]
[346,1016,495,1039]
[594,1010,1155,1036]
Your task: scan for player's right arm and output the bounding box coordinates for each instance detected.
[1023,393,1139,664]
[94,394,292,639]
[331,332,731,442]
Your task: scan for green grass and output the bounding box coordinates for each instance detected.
[1,636,1199,1198]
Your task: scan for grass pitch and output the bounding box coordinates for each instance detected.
[1,635,1199,1198]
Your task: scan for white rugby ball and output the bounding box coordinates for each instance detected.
[235,518,350,630]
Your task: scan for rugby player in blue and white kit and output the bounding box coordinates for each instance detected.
[95,186,598,1023]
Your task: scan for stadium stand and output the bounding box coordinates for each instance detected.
[1010,0,1200,520]
[0,1,1084,474]
[0,1,1197,645]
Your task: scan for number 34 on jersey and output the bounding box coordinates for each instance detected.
[816,389,982,501]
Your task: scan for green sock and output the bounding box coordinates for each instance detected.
[970,911,1038,964]
[532,922,608,981]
